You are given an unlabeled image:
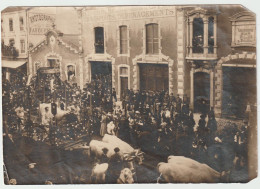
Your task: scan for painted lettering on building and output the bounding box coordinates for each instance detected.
[85,8,175,22]
[29,13,56,35]
[237,27,255,43]
[230,12,256,47]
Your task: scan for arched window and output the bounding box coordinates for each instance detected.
[192,18,204,53]
[94,27,104,54]
[208,17,214,54]
[146,23,159,54]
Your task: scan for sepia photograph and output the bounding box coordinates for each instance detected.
[1,3,258,185]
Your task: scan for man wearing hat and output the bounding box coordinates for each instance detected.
[176,94,182,114]
[108,147,123,183]
[100,147,109,164]
[197,114,208,145]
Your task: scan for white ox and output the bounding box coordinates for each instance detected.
[157,156,229,183]
[89,140,116,158]
[89,135,144,176]
[102,134,134,154]
[90,135,143,160]
[102,134,144,170]
[90,164,134,184]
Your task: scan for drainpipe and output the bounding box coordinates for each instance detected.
[74,7,84,90]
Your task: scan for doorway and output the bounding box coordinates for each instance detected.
[139,63,168,92]
[90,61,112,91]
[120,77,128,100]
[222,67,256,119]
[194,72,210,114]
[90,61,112,79]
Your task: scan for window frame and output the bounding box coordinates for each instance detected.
[186,9,217,58]
[9,38,15,46]
[20,39,25,54]
[208,16,215,54]
[192,18,204,54]
[19,16,24,31]
[117,24,130,57]
[119,25,128,55]
[94,27,105,54]
[118,64,130,99]
[145,23,159,55]
[9,18,13,32]
[1,19,3,32]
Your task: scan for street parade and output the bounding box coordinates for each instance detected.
[1,5,257,185]
[2,70,251,184]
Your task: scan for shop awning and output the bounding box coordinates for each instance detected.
[1,60,27,69]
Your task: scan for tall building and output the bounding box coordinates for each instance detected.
[80,5,256,117]
[24,5,256,118]
[1,7,57,81]
[1,7,29,80]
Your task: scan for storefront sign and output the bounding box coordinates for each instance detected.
[235,26,255,44]
[86,7,175,22]
[28,13,56,35]
[231,12,256,47]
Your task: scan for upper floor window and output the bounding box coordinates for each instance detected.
[9,39,15,46]
[9,18,13,32]
[208,17,214,54]
[192,18,204,53]
[146,23,159,54]
[19,17,24,31]
[119,25,128,54]
[1,19,3,32]
[94,27,104,54]
[187,8,217,56]
[20,39,25,53]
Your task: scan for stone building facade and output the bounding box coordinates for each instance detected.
[17,5,256,118]
[1,7,57,81]
[80,5,256,117]
[81,6,178,98]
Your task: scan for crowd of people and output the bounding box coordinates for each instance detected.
[2,70,250,179]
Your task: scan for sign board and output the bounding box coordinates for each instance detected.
[85,7,176,22]
[231,12,256,47]
[28,12,56,35]
[235,25,256,45]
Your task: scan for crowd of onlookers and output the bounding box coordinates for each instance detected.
[2,70,249,175]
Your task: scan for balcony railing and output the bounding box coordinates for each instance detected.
[1,43,19,59]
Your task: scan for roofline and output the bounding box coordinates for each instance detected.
[1,7,33,14]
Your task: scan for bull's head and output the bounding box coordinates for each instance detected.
[119,168,134,184]
[133,149,144,165]
[123,149,144,165]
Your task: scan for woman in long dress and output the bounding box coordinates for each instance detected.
[100,113,107,137]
